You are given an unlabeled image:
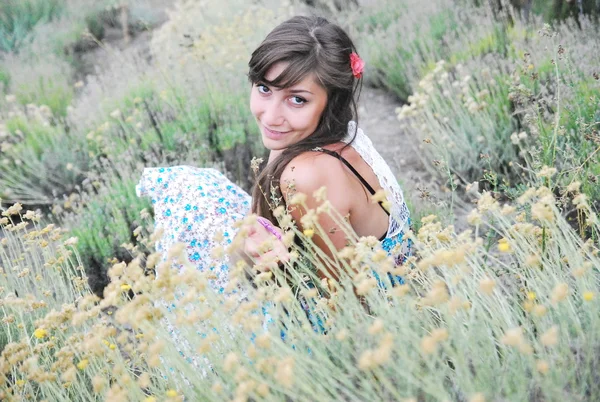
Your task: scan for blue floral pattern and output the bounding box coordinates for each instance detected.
[136,166,251,294]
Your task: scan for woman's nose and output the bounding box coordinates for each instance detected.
[262,101,285,127]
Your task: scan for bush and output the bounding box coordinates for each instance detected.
[0,51,74,117]
[54,171,152,298]
[0,102,89,206]
[397,58,517,188]
[0,0,64,52]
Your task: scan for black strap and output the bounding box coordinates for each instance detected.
[314,148,390,218]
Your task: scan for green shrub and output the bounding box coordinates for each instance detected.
[356,0,512,101]
[510,45,600,213]
[0,0,64,52]
[0,110,89,206]
[55,171,152,297]
[397,59,518,189]
[0,68,10,93]
[531,0,600,22]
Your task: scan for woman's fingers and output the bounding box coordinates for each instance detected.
[243,230,290,264]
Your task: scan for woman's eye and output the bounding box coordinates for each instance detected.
[290,96,306,106]
[257,84,270,94]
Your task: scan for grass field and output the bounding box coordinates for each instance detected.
[0,0,599,400]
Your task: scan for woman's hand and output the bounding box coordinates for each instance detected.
[243,219,290,269]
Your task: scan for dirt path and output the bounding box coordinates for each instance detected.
[357,87,458,223]
[357,87,430,192]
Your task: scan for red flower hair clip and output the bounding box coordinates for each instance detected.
[350,52,365,79]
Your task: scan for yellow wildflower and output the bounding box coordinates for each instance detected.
[497,238,512,253]
[479,278,496,295]
[289,192,307,205]
[532,304,547,317]
[469,393,486,402]
[224,352,238,373]
[431,328,449,342]
[303,228,315,238]
[501,327,524,347]
[92,375,107,392]
[531,201,554,222]
[368,319,384,335]
[536,166,557,179]
[120,284,131,291]
[573,193,587,207]
[33,328,48,339]
[336,329,349,341]
[275,357,295,388]
[540,326,559,347]
[467,209,482,225]
[358,349,375,370]
[551,283,569,304]
[420,335,438,355]
[165,389,178,398]
[583,291,594,301]
[566,181,581,193]
[77,359,89,370]
[477,191,499,212]
[313,186,327,202]
[536,360,549,374]
[256,383,270,397]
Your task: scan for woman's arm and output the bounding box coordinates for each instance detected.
[280,152,354,281]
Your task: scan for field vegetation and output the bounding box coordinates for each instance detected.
[0,0,599,400]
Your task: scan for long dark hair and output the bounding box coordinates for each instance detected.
[248,15,362,222]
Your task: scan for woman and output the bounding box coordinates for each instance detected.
[136,15,411,321]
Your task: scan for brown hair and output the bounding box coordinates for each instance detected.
[248,15,362,222]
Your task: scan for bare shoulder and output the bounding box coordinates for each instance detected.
[280,150,348,198]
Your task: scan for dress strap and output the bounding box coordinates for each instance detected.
[313,147,390,217]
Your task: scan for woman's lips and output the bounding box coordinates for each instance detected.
[262,125,290,140]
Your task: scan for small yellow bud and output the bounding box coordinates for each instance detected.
[536,360,549,374]
[33,328,48,339]
[497,238,512,253]
[479,278,496,295]
[303,228,315,238]
[532,304,547,317]
[368,319,385,335]
[420,335,438,355]
[336,329,349,341]
[540,326,559,347]
[76,359,89,370]
[469,392,486,402]
[551,283,569,304]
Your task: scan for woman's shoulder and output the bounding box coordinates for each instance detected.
[280,146,350,194]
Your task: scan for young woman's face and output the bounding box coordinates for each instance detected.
[250,62,328,151]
